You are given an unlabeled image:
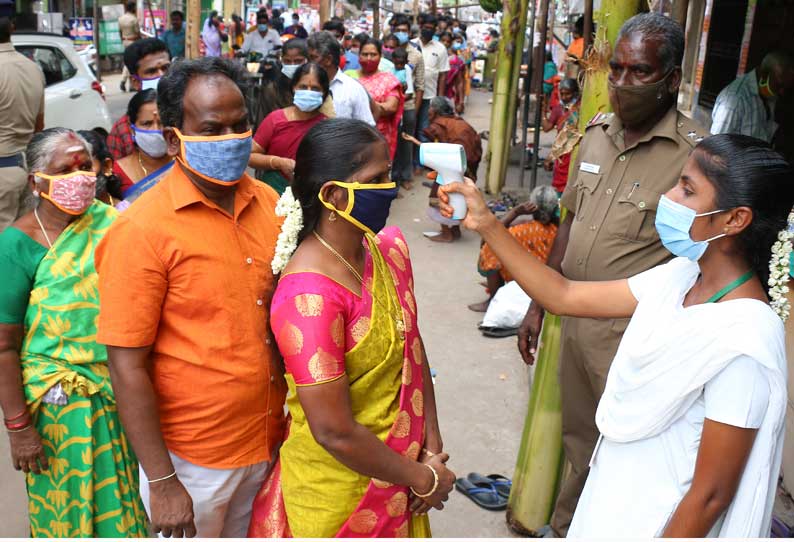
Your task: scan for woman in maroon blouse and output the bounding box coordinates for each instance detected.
[249,62,329,194]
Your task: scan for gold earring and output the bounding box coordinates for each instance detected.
[329,211,337,222]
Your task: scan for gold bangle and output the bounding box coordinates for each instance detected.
[422,448,435,457]
[6,424,33,434]
[148,470,177,484]
[269,156,276,170]
[410,463,439,499]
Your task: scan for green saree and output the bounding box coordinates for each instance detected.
[19,202,147,537]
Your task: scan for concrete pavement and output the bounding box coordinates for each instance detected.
[0,79,547,537]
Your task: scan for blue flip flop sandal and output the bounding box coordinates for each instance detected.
[455,477,508,511]
[468,472,512,499]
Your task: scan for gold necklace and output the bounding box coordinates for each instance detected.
[313,231,406,340]
[33,208,53,248]
[137,151,149,176]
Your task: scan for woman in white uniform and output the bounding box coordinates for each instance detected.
[439,133,792,538]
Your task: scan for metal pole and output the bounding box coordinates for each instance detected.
[93,0,101,80]
[529,0,551,190]
[583,0,593,53]
[373,0,380,37]
[517,0,537,185]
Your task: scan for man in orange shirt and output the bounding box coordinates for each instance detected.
[96,57,286,538]
[564,16,585,79]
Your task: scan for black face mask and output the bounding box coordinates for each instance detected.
[420,28,435,42]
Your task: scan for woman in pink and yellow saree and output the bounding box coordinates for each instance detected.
[248,118,454,538]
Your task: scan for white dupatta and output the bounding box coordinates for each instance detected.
[596,258,787,538]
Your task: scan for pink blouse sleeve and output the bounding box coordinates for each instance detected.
[270,276,348,386]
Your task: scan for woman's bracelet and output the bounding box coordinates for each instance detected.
[4,408,29,423]
[5,418,31,430]
[269,156,277,170]
[6,424,33,434]
[410,463,439,499]
[148,471,177,484]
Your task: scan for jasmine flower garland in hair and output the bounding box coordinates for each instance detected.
[272,187,303,274]
[767,209,794,322]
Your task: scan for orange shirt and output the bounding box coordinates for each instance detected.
[567,37,584,60]
[96,164,287,469]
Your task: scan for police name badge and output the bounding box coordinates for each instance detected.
[580,162,601,174]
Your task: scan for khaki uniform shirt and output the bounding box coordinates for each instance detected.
[560,107,707,282]
[118,12,140,42]
[0,43,45,157]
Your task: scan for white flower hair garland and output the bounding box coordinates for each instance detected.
[768,208,794,322]
[271,187,303,275]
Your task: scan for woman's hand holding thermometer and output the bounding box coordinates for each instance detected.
[438,179,497,233]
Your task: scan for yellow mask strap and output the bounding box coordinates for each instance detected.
[317,180,396,235]
[35,170,96,181]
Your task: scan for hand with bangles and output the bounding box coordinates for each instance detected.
[409,452,455,515]
[5,409,49,474]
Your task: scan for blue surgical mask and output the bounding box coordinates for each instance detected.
[452,42,463,50]
[393,68,407,85]
[282,63,302,79]
[394,31,409,45]
[138,76,160,91]
[452,27,461,34]
[258,23,268,32]
[432,34,440,42]
[654,195,726,261]
[132,125,168,158]
[293,89,323,112]
[173,128,253,185]
[319,180,399,236]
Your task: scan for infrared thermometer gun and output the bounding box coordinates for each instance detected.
[419,142,467,220]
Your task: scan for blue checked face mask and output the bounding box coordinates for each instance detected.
[173,128,252,185]
[655,195,726,261]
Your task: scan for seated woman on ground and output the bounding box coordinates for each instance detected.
[440,133,792,538]
[469,185,559,312]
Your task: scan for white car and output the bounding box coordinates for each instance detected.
[11,32,112,135]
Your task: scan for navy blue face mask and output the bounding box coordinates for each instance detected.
[319,180,399,236]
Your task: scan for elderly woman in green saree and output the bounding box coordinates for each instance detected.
[0,128,147,537]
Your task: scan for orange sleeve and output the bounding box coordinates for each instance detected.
[96,215,168,347]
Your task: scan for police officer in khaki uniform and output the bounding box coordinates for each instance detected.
[517,14,708,537]
[0,16,44,231]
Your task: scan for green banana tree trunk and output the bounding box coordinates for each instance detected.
[506,0,641,534]
[499,0,531,181]
[506,313,564,535]
[484,0,523,195]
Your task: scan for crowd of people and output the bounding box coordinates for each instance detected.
[0,6,793,540]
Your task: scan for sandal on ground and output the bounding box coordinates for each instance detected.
[467,472,512,499]
[454,477,507,511]
[479,326,519,338]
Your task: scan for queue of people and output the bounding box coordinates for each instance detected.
[1,8,793,540]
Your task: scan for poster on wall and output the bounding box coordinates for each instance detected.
[102,4,125,20]
[68,17,94,47]
[141,8,166,37]
[99,20,125,55]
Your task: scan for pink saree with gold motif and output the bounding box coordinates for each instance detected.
[248,226,432,538]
